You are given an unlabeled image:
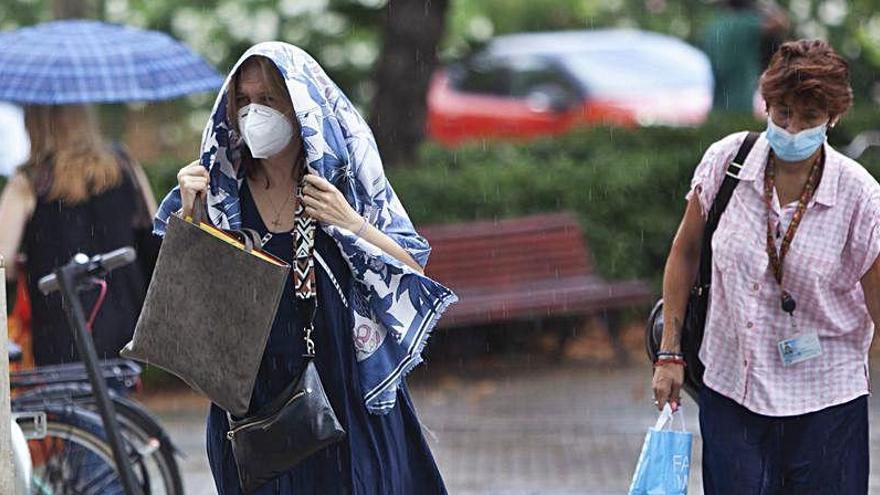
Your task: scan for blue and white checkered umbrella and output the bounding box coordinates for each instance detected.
[0,20,223,104]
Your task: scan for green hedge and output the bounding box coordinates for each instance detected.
[386,111,880,287]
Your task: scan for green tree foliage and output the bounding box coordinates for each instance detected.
[4,0,879,106]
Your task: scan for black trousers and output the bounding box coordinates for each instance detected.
[699,385,868,495]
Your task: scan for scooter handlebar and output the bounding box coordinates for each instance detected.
[38,247,136,295]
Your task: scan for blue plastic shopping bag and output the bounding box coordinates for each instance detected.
[628,404,693,495]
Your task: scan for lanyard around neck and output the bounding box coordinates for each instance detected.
[762,150,824,314]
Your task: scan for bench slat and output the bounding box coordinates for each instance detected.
[427,250,592,287]
[424,220,594,288]
[421,212,653,329]
[420,212,585,240]
[440,278,653,327]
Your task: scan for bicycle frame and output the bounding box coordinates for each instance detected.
[49,253,143,495]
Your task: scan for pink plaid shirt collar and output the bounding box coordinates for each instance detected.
[735,135,841,208]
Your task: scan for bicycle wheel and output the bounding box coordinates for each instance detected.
[13,384,184,495]
[18,406,128,495]
[107,395,185,495]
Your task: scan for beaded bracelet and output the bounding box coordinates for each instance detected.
[654,357,687,367]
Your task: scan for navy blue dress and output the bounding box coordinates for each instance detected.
[206,181,446,494]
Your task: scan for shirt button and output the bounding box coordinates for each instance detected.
[746,321,754,329]
[743,359,748,367]
[752,283,760,291]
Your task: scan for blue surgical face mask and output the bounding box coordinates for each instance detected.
[765,117,827,162]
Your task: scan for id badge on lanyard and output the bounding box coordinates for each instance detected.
[764,152,825,367]
[777,302,822,367]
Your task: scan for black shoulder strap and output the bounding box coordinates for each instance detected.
[696,131,759,290]
[705,131,758,235]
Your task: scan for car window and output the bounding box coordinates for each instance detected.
[507,59,579,100]
[455,58,511,96]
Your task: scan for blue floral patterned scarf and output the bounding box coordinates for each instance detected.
[153,42,457,414]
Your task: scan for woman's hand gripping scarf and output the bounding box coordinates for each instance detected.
[154,42,457,414]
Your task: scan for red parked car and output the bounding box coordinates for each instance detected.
[427,29,714,146]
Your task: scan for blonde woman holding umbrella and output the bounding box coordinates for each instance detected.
[0,20,222,365]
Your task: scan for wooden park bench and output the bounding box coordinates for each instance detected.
[421,212,654,361]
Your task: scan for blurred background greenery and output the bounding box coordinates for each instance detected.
[4,1,878,107]
[2,0,880,287]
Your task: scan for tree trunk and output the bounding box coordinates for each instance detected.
[369,0,449,167]
[53,0,94,19]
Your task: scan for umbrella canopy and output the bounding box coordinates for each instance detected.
[0,19,223,104]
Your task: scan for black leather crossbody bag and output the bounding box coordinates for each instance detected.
[225,189,345,494]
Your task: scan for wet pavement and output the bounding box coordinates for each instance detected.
[140,357,880,495]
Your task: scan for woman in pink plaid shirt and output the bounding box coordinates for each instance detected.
[653,40,880,494]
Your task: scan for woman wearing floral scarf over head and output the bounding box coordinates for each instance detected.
[154,42,457,494]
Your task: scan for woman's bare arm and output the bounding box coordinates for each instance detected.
[652,192,705,410]
[0,173,36,279]
[353,220,424,274]
[301,174,424,274]
[660,193,706,353]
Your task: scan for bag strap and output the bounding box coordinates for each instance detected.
[293,182,318,357]
[654,403,687,432]
[191,191,208,225]
[695,131,759,293]
[225,228,262,253]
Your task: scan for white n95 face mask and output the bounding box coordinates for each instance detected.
[237,103,294,159]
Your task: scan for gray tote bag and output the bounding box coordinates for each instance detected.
[121,198,289,416]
